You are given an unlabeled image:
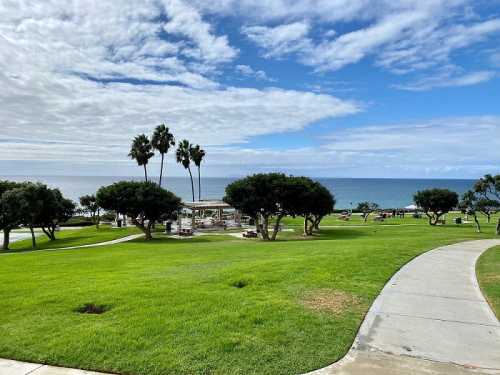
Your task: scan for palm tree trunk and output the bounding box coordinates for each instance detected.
[143,164,148,182]
[159,153,164,187]
[198,166,201,201]
[188,167,195,202]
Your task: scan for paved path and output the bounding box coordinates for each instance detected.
[307,239,500,375]
[0,234,144,255]
[1,239,499,375]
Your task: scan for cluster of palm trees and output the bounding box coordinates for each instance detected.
[128,124,206,202]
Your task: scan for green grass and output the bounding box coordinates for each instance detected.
[8,225,141,252]
[281,211,499,227]
[477,245,500,319]
[0,219,498,375]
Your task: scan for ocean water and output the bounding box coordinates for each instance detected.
[3,175,475,209]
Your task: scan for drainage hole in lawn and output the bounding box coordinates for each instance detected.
[74,303,111,315]
[231,279,250,289]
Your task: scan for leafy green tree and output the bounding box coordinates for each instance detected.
[2,183,74,248]
[39,189,75,240]
[190,144,206,201]
[356,201,379,222]
[459,191,482,233]
[129,134,154,182]
[151,124,175,187]
[225,174,335,240]
[79,194,100,228]
[305,182,335,234]
[473,174,500,234]
[0,180,26,250]
[176,139,195,202]
[96,181,181,240]
[413,188,458,225]
[224,173,289,240]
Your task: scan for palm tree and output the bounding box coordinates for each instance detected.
[176,139,195,201]
[128,134,154,181]
[190,145,206,201]
[151,124,175,187]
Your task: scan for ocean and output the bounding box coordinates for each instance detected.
[3,175,475,209]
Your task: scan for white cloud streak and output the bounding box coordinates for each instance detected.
[393,70,498,91]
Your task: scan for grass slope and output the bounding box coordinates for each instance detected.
[8,225,140,252]
[477,245,500,319]
[0,220,498,375]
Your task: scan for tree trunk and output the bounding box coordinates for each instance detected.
[29,226,36,249]
[427,213,434,226]
[188,167,195,202]
[143,164,148,182]
[487,213,491,224]
[473,215,481,233]
[3,229,10,250]
[198,166,201,201]
[363,213,369,223]
[260,215,270,240]
[271,214,284,240]
[41,226,55,241]
[313,216,322,232]
[304,216,314,236]
[496,218,500,236]
[96,208,100,229]
[159,153,164,187]
[132,218,152,240]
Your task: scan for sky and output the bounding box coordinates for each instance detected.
[0,0,499,179]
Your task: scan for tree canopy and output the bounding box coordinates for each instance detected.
[224,174,334,240]
[129,134,154,182]
[2,182,75,248]
[151,124,175,187]
[0,180,27,250]
[96,181,181,240]
[176,139,195,202]
[472,174,500,234]
[413,188,458,225]
[356,201,379,222]
[79,194,100,228]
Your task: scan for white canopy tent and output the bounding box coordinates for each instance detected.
[404,204,418,210]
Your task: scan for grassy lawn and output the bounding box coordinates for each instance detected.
[8,225,141,252]
[477,245,500,319]
[0,219,498,375]
[281,211,499,227]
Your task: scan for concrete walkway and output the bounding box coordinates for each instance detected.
[307,239,500,375]
[0,234,144,255]
[1,240,499,375]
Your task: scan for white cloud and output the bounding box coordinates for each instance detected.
[162,0,238,63]
[393,70,497,91]
[315,116,500,177]
[0,0,360,170]
[242,22,311,58]
[235,65,273,81]
[179,116,500,178]
[233,1,500,74]
[0,72,359,161]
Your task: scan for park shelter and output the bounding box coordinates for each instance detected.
[179,200,240,231]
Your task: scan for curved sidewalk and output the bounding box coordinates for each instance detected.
[307,239,500,375]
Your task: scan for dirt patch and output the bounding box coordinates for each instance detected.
[301,289,361,315]
[230,279,250,288]
[74,303,111,314]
